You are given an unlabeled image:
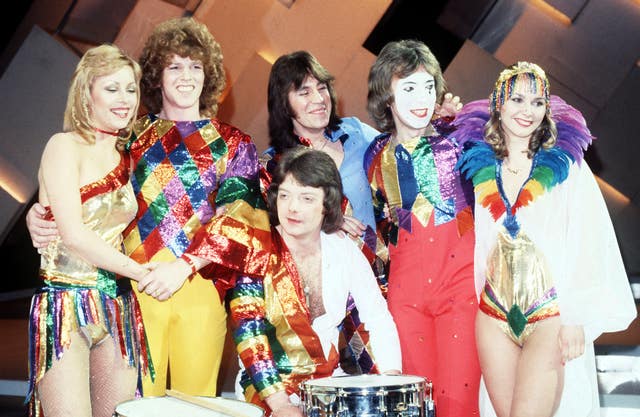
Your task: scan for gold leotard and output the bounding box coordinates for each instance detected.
[479,227,560,346]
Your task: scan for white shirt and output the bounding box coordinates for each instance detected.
[313,232,402,374]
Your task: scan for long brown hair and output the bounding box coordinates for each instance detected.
[267,51,341,154]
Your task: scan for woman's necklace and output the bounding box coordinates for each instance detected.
[94,127,120,136]
[503,154,530,176]
[503,149,531,175]
[504,165,521,175]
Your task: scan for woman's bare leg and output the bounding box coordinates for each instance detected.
[90,335,137,417]
[478,312,565,417]
[37,332,92,417]
[476,311,520,417]
[511,317,563,417]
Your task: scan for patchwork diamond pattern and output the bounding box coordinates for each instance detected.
[339,298,378,374]
[124,118,226,261]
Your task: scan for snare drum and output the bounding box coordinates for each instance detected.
[300,374,434,417]
[115,396,264,417]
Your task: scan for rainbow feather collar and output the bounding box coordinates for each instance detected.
[455,96,593,236]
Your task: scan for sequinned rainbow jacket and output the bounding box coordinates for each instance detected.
[123,114,264,281]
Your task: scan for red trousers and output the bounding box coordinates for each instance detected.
[388,216,480,417]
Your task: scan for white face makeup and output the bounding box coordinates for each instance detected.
[389,69,436,139]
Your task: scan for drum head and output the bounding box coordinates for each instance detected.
[303,374,425,390]
[115,396,264,417]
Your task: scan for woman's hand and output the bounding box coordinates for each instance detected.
[142,262,160,270]
[137,259,191,300]
[558,325,585,364]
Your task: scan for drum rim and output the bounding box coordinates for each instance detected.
[302,374,427,384]
[300,374,428,393]
[115,395,265,416]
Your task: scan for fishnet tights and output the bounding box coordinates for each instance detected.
[37,331,137,417]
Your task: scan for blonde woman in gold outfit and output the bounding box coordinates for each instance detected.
[27,44,152,417]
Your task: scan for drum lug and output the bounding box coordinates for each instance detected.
[335,407,349,417]
[377,389,388,413]
[402,404,420,417]
[425,399,436,417]
[424,379,435,417]
[336,388,349,417]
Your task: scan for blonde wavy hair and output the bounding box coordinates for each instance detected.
[63,44,141,147]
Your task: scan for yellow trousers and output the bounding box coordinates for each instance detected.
[134,266,227,397]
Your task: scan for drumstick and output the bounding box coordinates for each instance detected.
[166,389,255,417]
